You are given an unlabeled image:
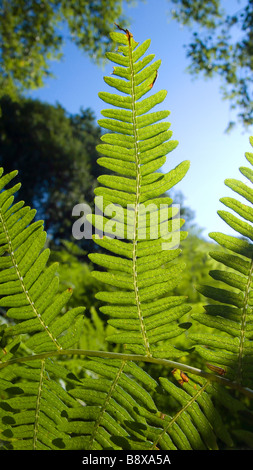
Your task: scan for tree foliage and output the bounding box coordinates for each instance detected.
[171,0,253,130]
[2,0,252,130]
[0,97,101,245]
[0,0,133,101]
[0,0,253,129]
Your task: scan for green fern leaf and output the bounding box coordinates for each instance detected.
[190,137,253,388]
[0,169,85,355]
[88,28,190,358]
[121,373,233,450]
[0,168,89,449]
[0,359,77,449]
[57,357,158,450]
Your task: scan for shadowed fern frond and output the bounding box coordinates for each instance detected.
[62,360,234,450]
[142,372,233,450]
[59,357,159,450]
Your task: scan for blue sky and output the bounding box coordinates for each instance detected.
[28,0,252,240]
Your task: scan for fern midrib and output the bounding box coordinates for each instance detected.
[236,257,253,384]
[88,360,126,449]
[128,34,151,357]
[0,207,62,351]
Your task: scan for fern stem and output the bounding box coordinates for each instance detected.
[1,349,253,399]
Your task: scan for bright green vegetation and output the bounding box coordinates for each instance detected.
[0,27,253,451]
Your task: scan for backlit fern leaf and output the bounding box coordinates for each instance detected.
[144,373,233,450]
[59,357,158,450]
[0,168,85,354]
[0,168,85,449]
[61,361,233,450]
[0,360,77,449]
[67,27,233,451]
[88,27,191,358]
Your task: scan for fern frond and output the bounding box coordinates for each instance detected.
[88,27,190,358]
[127,373,232,450]
[152,374,233,450]
[0,359,77,449]
[0,168,89,449]
[63,363,232,451]
[56,357,158,450]
[190,137,253,388]
[72,27,234,452]
[0,168,85,355]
